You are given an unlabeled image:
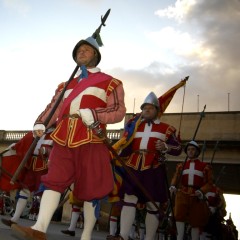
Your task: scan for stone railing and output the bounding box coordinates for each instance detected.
[0,129,123,144]
[0,130,29,143]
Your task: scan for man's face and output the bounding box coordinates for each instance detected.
[75,44,97,67]
[142,104,158,121]
[187,146,198,159]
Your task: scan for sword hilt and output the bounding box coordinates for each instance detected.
[89,121,105,138]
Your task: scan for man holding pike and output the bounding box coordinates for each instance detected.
[112,92,182,240]
[11,14,126,240]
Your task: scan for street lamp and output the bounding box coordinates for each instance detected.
[228,93,230,112]
[197,95,199,112]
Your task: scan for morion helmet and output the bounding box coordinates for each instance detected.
[184,140,201,156]
[72,9,111,66]
[140,92,160,110]
[72,36,101,66]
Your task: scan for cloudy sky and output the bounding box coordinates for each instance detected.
[0,0,240,231]
[1,0,240,131]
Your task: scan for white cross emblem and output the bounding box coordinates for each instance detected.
[182,162,203,185]
[134,124,165,149]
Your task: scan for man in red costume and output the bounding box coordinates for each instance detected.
[113,92,182,240]
[11,35,126,240]
[200,184,226,240]
[169,141,213,240]
[1,126,53,227]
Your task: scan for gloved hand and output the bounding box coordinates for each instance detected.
[169,185,177,195]
[79,109,94,126]
[195,190,204,200]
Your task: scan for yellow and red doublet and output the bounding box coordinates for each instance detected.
[51,72,122,148]
[109,115,181,202]
[38,68,126,200]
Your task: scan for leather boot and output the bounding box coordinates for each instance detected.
[11,224,47,240]
[1,218,16,227]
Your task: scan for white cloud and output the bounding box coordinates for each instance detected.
[3,0,30,16]
[155,0,197,23]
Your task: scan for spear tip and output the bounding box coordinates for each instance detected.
[101,8,111,26]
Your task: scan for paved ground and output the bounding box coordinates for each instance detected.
[0,215,109,240]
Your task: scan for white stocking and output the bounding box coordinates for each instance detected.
[176,221,185,240]
[109,216,118,236]
[80,201,97,240]
[139,223,145,240]
[32,190,61,233]
[120,194,138,240]
[191,227,200,240]
[11,189,30,222]
[68,205,80,231]
[128,220,136,238]
[145,201,160,240]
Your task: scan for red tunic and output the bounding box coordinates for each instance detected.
[39,69,126,200]
[51,72,121,147]
[0,148,22,191]
[126,120,176,170]
[0,131,53,192]
[181,160,208,190]
[172,159,213,227]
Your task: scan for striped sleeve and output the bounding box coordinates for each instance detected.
[92,79,126,124]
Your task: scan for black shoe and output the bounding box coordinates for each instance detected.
[1,218,16,227]
[61,229,75,236]
[110,236,124,240]
[106,235,115,240]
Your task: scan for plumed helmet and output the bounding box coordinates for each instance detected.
[140,92,160,110]
[72,36,101,66]
[184,140,200,156]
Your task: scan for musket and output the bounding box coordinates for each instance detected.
[10,9,111,185]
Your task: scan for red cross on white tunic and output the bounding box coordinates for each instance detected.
[182,162,204,185]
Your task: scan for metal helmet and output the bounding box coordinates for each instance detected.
[140,92,160,110]
[72,36,101,66]
[184,140,200,156]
